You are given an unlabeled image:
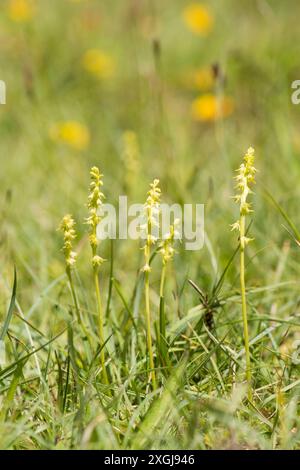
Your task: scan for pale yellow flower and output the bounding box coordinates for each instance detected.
[183,3,214,36]
[86,166,104,252]
[191,94,234,122]
[82,49,115,79]
[185,66,215,91]
[233,147,257,219]
[50,121,90,151]
[159,220,179,266]
[141,179,161,273]
[7,0,35,22]
[58,215,77,268]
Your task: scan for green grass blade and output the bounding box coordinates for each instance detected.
[263,188,300,241]
[0,362,24,422]
[0,267,17,341]
[130,358,187,449]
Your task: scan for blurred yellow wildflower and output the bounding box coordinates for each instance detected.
[7,0,35,22]
[82,49,115,79]
[50,121,90,151]
[191,94,234,122]
[183,3,214,36]
[185,66,215,91]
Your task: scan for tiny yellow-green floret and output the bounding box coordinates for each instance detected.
[141,179,161,272]
[232,146,257,247]
[59,214,77,268]
[86,166,105,254]
[159,220,179,266]
[232,146,257,401]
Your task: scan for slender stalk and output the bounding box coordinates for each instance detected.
[141,179,161,390]
[232,147,256,400]
[94,268,109,385]
[145,269,156,390]
[59,214,82,329]
[159,265,167,366]
[66,266,92,360]
[239,215,252,401]
[159,265,166,299]
[66,266,81,325]
[105,239,114,318]
[158,221,176,369]
[144,219,156,389]
[86,167,109,385]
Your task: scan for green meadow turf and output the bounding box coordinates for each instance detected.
[1,0,300,450]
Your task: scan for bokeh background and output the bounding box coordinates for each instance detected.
[1,0,300,329]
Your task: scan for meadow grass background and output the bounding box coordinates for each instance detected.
[1,0,300,450]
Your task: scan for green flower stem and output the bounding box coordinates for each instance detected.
[145,269,157,390]
[141,179,161,391]
[94,268,109,386]
[239,214,252,401]
[159,265,166,351]
[159,265,166,299]
[159,264,168,367]
[66,266,92,359]
[66,266,81,325]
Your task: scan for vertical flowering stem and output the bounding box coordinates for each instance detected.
[141,179,161,390]
[144,212,156,390]
[144,269,156,390]
[158,265,167,368]
[86,167,109,385]
[94,265,108,385]
[158,265,166,365]
[158,222,177,367]
[59,215,81,325]
[66,266,81,325]
[239,214,252,400]
[159,265,166,299]
[232,147,256,401]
